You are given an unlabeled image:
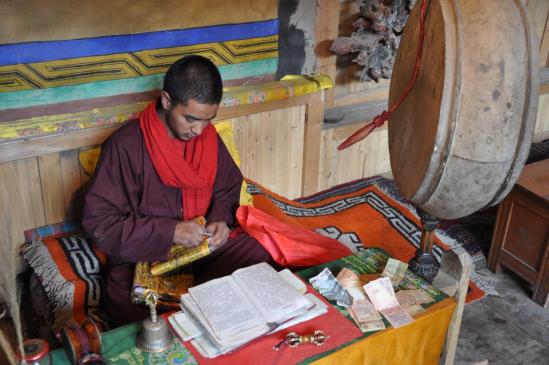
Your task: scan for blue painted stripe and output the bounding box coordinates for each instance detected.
[0,19,278,66]
[0,58,278,110]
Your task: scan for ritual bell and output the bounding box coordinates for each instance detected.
[136,292,174,353]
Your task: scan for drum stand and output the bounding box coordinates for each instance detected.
[408,208,440,282]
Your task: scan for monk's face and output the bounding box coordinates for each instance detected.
[159,92,218,141]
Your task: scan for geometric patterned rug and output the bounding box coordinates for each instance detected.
[247,176,488,303]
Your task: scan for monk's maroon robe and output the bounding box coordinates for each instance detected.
[82,121,274,326]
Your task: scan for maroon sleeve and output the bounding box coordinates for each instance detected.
[206,135,243,227]
[82,133,176,263]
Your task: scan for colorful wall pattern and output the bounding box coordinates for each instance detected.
[0,0,279,140]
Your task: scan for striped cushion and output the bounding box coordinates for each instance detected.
[21,233,108,331]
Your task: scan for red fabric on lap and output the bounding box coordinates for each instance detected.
[236,205,352,267]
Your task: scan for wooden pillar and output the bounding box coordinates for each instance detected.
[314,0,340,108]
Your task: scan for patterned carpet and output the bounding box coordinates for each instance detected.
[247,176,488,302]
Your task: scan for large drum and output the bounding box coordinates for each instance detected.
[388,0,539,219]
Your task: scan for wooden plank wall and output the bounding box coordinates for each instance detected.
[318,124,390,191]
[224,104,306,199]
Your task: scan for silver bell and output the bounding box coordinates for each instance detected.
[136,292,174,353]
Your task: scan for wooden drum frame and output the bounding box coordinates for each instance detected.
[389,0,539,219]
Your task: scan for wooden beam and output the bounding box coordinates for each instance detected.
[0,93,319,164]
[333,86,390,108]
[0,125,121,164]
[216,94,316,120]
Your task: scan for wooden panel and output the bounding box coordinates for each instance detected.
[231,105,306,199]
[502,197,548,272]
[541,67,549,95]
[0,158,45,273]
[38,150,85,223]
[535,93,549,137]
[288,105,307,195]
[38,153,66,223]
[319,123,390,190]
[234,112,261,185]
[488,159,549,306]
[526,0,549,61]
[59,150,85,220]
[0,94,318,276]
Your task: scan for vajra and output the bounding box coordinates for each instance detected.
[273,331,328,350]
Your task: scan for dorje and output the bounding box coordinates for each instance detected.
[273,330,328,350]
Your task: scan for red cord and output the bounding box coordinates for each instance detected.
[338,0,430,151]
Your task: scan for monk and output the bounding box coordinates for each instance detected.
[82,55,275,327]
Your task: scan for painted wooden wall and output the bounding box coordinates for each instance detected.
[0,93,322,274]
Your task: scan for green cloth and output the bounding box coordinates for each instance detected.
[296,248,447,364]
[50,322,197,365]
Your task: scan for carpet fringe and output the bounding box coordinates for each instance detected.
[21,241,79,330]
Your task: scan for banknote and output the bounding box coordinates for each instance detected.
[310,268,353,306]
[381,258,409,286]
[403,303,424,316]
[363,277,399,311]
[351,298,382,322]
[336,268,361,288]
[395,289,434,307]
[348,308,386,332]
[379,306,414,328]
[363,277,414,328]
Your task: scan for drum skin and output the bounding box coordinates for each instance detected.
[388,0,538,219]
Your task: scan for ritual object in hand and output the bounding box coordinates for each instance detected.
[150,216,213,276]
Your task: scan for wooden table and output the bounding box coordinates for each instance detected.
[488,159,549,306]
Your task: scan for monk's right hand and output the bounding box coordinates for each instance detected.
[173,220,206,247]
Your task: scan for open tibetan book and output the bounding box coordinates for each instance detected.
[178,262,327,357]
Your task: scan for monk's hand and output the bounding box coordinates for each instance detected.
[206,221,230,249]
[173,220,207,247]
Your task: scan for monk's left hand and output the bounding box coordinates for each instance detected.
[206,221,230,248]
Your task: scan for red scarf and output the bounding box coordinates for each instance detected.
[139,101,218,220]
